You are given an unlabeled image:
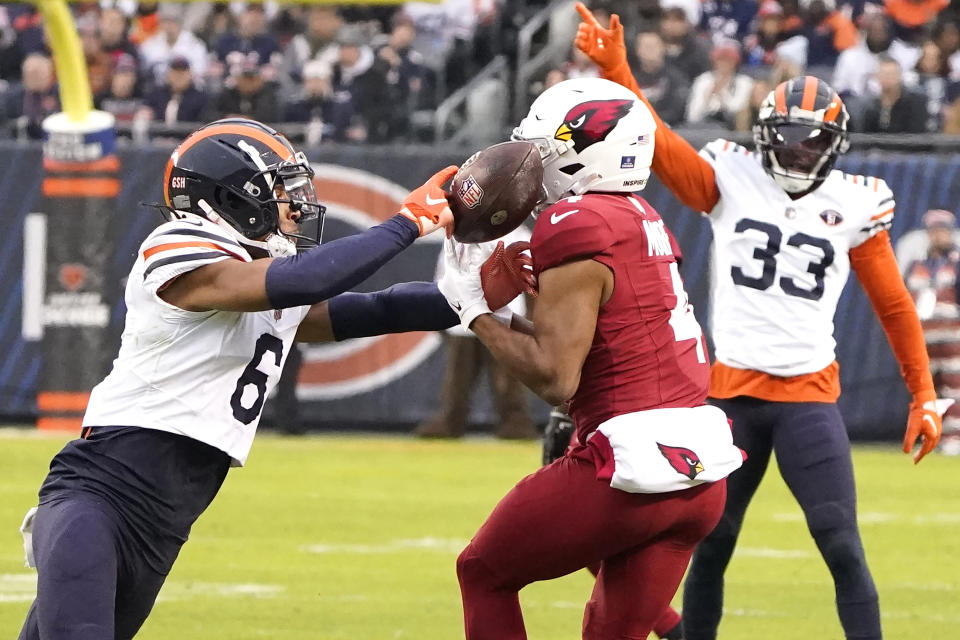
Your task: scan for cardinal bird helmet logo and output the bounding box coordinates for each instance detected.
[512,77,656,203]
[554,99,634,154]
[657,442,704,480]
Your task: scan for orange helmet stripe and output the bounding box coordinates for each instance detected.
[800,75,818,112]
[162,155,174,206]
[177,123,293,159]
[774,82,787,115]
[823,94,843,123]
[164,123,294,207]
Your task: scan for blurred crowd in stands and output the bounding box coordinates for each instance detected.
[1,0,960,145]
[541,0,960,134]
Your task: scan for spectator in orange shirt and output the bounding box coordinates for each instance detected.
[886,0,950,42]
[129,2,160,46]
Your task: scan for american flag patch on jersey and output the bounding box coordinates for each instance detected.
[457,174,484,209]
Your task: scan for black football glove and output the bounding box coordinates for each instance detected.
[542,408,575,466]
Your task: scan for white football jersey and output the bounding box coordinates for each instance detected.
[82,217,309,465]
[700,139,894,376]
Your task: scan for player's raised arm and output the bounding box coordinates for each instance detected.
[160,167,457,313]
[573,2,719,213]
[849,229,944,463]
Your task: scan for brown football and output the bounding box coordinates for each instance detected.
[449,141,544,243]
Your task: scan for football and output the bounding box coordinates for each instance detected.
[449,140,544,243]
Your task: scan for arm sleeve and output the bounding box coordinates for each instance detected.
[602,62,721,214]
[327,281,458,340]
[265,214,419,309]
[849,230,935,398]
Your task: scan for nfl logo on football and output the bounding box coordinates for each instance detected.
[458,175,484,209]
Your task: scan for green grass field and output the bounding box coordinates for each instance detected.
[1,429,958,639]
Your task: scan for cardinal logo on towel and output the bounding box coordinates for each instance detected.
[657,443,704,480]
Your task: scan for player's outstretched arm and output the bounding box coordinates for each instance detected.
[160,214,422,312]
[849,231,942,462]
[293,282,457,342]
[574,2,720,213]
[294,241,537,342]
[160,168,459,313]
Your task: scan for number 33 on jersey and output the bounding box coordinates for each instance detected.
[701,139,894,377]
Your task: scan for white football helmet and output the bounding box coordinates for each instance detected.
[512,77,656,205]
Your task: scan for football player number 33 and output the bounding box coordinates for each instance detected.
[231,333,284,424]
[731,218,835,301]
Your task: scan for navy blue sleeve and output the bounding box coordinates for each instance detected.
[327,282,459,340]
[265,215,419,309]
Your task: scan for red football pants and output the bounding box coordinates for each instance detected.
[457,451,726,640]
[584,566,682,636]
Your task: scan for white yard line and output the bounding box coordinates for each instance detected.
[301,537,467,555]
[734,547,814,559]
[0,573,283,605]
[774,511,960,525]
[156,582,284,602]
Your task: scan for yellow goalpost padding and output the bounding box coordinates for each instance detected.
[31,0,92,122]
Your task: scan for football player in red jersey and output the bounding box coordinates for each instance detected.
[437,78,745,640]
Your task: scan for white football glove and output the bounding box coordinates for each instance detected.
[438,238,495,330]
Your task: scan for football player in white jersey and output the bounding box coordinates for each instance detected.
[575,5,944,640]
[17,118,533,640]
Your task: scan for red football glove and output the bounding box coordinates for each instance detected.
[400,165,458,237]
[480,240,537,311]
[574,2,628,74]
[903,391,951,463]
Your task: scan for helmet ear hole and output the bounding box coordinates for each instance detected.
[213,185,244,212]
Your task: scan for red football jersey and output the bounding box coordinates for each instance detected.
[531,193,709,439]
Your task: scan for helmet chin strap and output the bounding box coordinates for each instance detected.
[197,199,297,258]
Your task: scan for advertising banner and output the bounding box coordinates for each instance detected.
[1,141,959,438]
